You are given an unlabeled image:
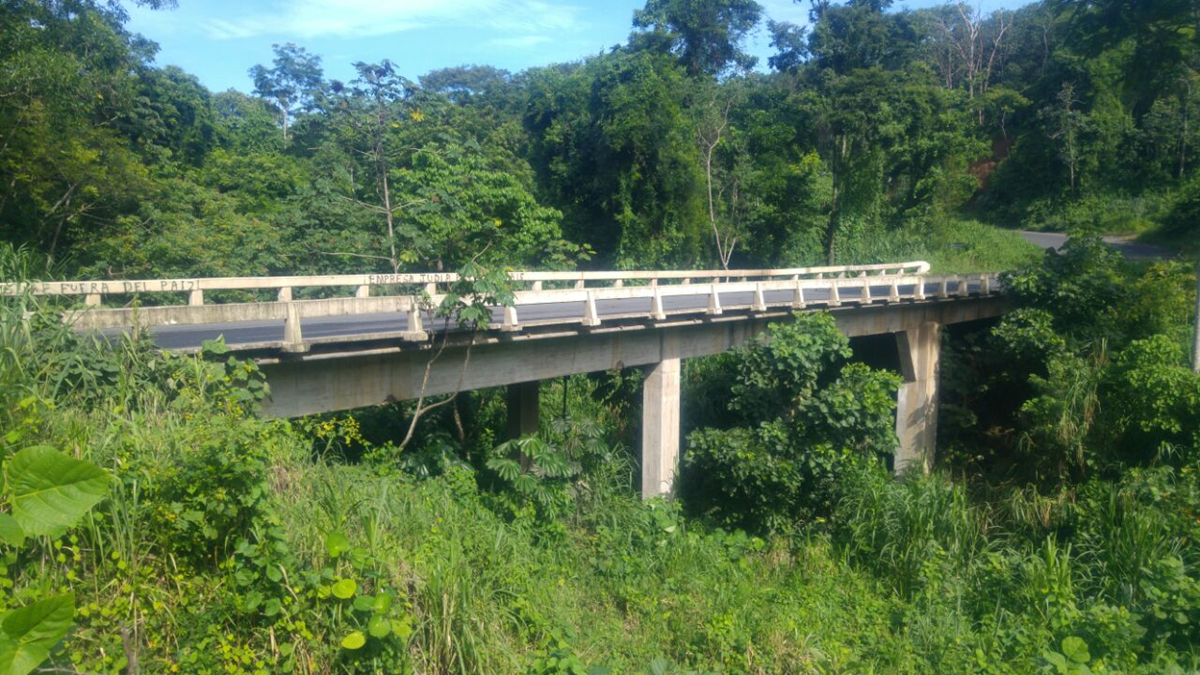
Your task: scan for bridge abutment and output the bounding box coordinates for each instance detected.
[894,321,942,475]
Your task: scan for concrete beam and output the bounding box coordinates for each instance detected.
[642,356,681,498]
[506,381,540,439]
[261,298,1006,418]
[894,321,942,475]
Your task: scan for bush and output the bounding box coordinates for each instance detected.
[681,313,901,532]
[1104,336,1200,461]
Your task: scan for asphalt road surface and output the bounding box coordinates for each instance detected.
[1018,231,1173,260]
[124,281,979,351]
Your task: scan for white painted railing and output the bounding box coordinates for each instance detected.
[42,264,1002,354]
[4,261,932,306]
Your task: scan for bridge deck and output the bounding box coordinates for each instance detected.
[103,281,980,352]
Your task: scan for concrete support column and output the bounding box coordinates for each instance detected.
[506,381,539,439]
[641,357,681,498]
[894,321,942,475]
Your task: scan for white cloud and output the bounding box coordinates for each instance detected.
[201,0,583,40]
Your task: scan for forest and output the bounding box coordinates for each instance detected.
[1,0,1200,672]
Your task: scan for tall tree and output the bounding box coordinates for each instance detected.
[631,0,763,76]
[249,43,323,142]
[322,61,413,273]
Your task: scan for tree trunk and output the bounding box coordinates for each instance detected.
[1192,254,1200,373]
[825,206,839,265]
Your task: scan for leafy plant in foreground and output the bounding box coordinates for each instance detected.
[0,446,109,675]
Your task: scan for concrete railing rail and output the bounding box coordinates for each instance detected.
[52,265,1001,355]
[4,261,932,306]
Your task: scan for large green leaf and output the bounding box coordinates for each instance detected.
[7,447,109,537]
[0,516,24,548]
[0,593,75,675]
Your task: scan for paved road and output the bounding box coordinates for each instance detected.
[125,281,978,351]
[1018,231,1173,260]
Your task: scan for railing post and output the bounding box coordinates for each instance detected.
[706,284,722,315]
[424,282,437,296]
[614,279,624,288]
[792,280,806,309]
[650,286,666,321]
[939,279,949,298]
[752,283,767,312]
[501,305,520,331]
[407,304,424,335]
[575,279,585,290]
[583,290,601,326]
[283,302,307,353]
[278,287,293,302]
[189,289,204,306]
[958,276,969,297]
[980,274,991,295]
[681,278,691,285]
[356,285,370,298]
[85,293,100,307]
[888,280,900,303]
[829,281,842,307]
[860,277,872,304]
[532,281,543,292]
[914,277,926,301]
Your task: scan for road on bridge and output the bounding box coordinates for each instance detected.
[120,281,976,352]
[1018,231,1174,260]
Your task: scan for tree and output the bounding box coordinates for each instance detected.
[800,70,894,263]
[248,43,323,142]
[523,51,707,268]
[1042,81,1090,192]
[807,0,898,75]
[766,20,809,74]
[933,3,1011,101]
[321,60,413,273]
[631,0,763,77]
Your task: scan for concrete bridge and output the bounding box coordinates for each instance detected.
[11,262,1008,497]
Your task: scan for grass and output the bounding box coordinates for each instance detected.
[837,217,1042,273]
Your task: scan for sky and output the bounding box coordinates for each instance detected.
[125,0,1033,94]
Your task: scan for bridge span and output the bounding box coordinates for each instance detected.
[13,262,1008,497]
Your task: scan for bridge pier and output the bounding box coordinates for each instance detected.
[506,381,540,439]
[894,321,941,475]
[641,356,681,498]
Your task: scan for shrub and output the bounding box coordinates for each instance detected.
[681,313,901,531]
[1103,335,1200,464]
[1002,235,1126,340]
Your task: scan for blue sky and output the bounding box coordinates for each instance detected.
[126,0,1032,93]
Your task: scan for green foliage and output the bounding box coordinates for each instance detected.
[7,446,108,538]
[630,0,763,76]
[6,1,1200,672]
[1002,235,1126,339]
[1104,336,1200,464]
[834,465,991,598]
[0,593,75,675]
[0,443,110,674]
[683,313,901,531]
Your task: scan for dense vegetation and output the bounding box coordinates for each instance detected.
[2,0,1200,673]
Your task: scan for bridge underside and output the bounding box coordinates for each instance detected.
[260,296,1007,495]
